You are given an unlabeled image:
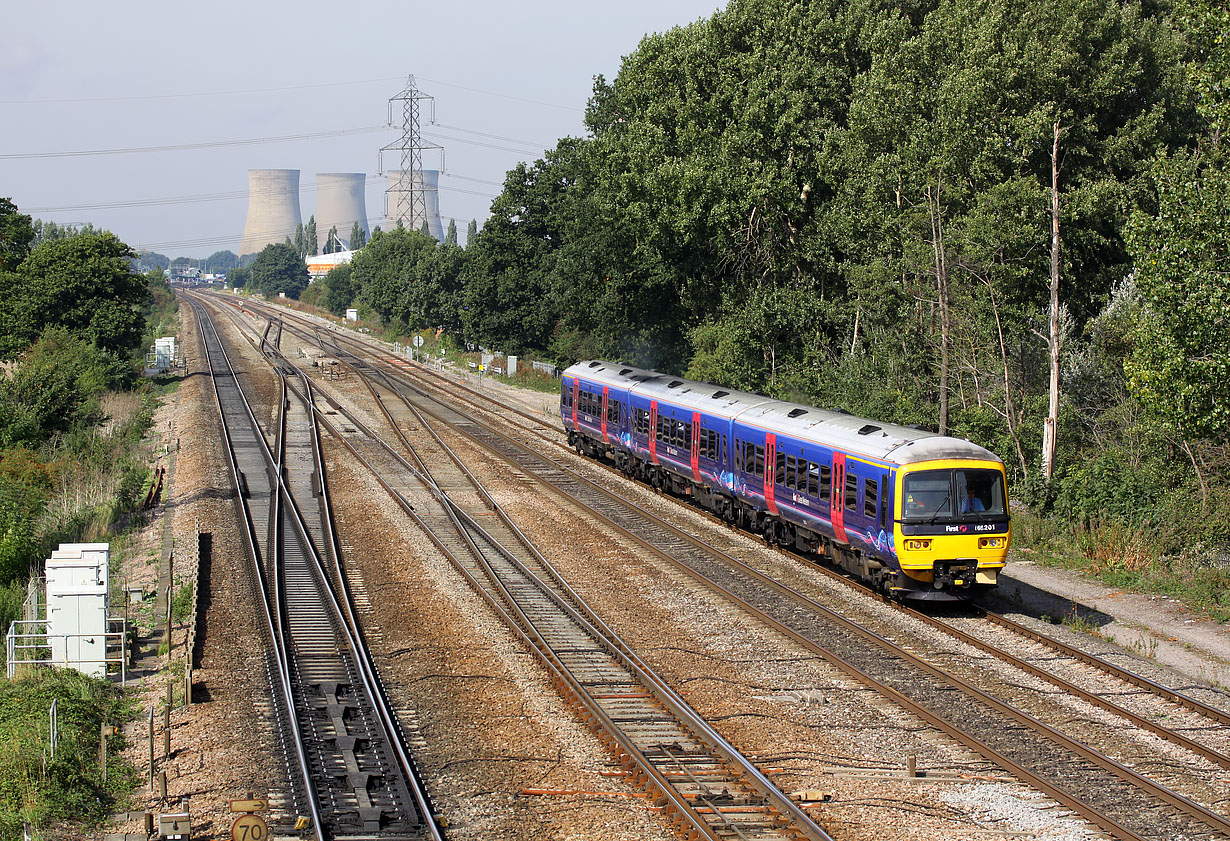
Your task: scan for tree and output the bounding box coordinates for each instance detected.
[419,220,431,238]
[248,242,310,299]
[320,264,357,316]
[465,219,477,246]
[2,231,147,358]
[204,250,239,271]
[444,219,457,246]
[305,215,318,256]
[0,326,132,449]
[1127,0,1230,446]
[0,199,34,271]
[349,221,366,250]
[350,228,438,324]
[324,226,341,254]
[293,222,305,258]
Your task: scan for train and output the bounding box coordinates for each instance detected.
[560,361,1010,601]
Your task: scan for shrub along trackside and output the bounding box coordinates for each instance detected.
[0,668,137,837]
[0,206,177,836]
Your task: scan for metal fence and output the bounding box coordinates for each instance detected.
[6,618,129,682]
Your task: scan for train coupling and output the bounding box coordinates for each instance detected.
[932,559,978,592]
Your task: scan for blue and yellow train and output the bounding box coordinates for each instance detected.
[561,361,1010,600]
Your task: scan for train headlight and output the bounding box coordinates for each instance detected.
[979,537,1004,549]
[906,539,931,551]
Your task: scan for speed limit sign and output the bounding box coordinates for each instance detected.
[232,813,268,841]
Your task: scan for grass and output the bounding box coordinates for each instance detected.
[1012,511,1230,623]
[0,669,138,838]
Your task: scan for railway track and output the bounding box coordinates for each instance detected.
[237,300,1230,841]
[191,295,439,840]
[218,297,1230,839]
[289,326,837,839]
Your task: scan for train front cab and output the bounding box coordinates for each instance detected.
[893,459,1010,599]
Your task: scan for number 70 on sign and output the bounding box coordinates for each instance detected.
[232,814,268,841]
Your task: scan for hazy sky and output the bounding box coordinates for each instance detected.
[1,1,723,258]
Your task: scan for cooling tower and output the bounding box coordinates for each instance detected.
[239,169,302,257]
[315,173,369,250]
[385,169,444,242]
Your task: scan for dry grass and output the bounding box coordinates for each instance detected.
[1072,515,1156,574]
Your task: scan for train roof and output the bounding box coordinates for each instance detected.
[737,400,1001,466]
[563,360,663,389]
[563,361,1002,467]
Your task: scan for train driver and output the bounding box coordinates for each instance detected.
[961,487,986,514]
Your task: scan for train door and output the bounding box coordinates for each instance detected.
[571,379,579,430]
[690,412,701,481]
[764,433,778,515]
[831,451,847,543]
[649,400,659,464]
[601,386,609,443]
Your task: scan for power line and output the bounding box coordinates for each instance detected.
[2,74,581,113]
[0,77,405,106]
[0,125,390,160]
[416,76,583,113]
[432,123,555,149]
[26,180,497,220]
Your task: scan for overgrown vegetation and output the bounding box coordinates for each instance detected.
[0,201,168,833]
[250,0,1228,617]
[0,669,137,837]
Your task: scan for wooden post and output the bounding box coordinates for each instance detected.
[99,723,109,783]
[148,707,155,788]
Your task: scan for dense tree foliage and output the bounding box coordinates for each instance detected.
[0,199,34,271]
[248,242,310,299]
[259,0,1225,576]
[0,231,148,359]
[351,228,439,325]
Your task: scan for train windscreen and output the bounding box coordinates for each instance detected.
[903,468,1005,520]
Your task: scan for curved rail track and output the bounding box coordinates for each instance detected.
[191,295,440,840]
[219,296,1230,840]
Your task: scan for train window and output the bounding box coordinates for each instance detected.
[785,455,798,490]
[904,470,952,518]
[807,462,819,496]
[955,468,1006,516]
[754,445,765,478]
[735,440,745,472]
[818,464,831,500]
[775,452,787,486]
[634,408,649,436]
[844,474,858,511]
[680,421,692,448]
[864,478,878,518]
[722,434,727,465]
[606,400,620,424]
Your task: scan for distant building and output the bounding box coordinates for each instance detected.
[305,249,356,279]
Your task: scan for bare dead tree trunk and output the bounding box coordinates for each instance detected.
[850,307,860,355]
[927,178,950,436]
[1042,120,1062,482]
[1181,439,1209,513]
[986,279,1029,479]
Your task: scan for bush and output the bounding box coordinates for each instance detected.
[0,669,137,836]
